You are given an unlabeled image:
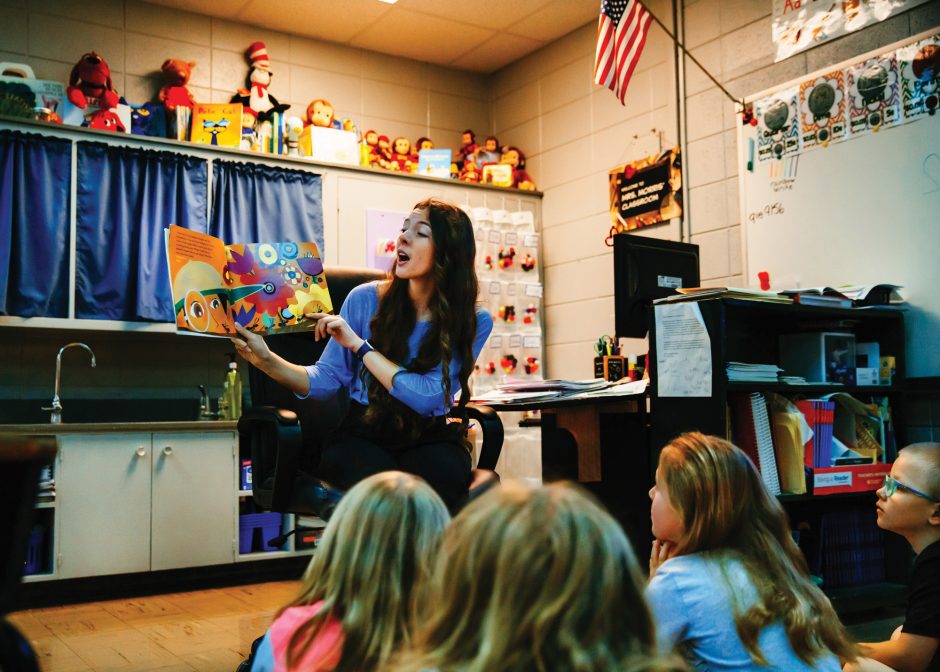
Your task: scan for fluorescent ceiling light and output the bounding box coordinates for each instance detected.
[378,0,399,3]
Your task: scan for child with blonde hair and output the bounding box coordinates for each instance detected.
[846,442,940,672]
[249,471,449,672]
[393,480,684,672]
[647,432,856,671]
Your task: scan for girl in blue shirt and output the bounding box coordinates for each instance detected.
[232,199,492,509]
[646,432,857,671]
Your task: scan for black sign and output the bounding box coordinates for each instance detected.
[618,160,671,220]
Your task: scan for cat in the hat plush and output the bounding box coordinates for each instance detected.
[230,41,289,122]
[66,52,119,109]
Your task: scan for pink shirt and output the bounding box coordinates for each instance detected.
[264,601,344,671]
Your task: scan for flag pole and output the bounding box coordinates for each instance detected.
[641,2,744,109]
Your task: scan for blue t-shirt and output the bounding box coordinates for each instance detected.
[300,281,493,417]
[646,554,841,672]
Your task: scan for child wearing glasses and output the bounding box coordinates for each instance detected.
[647,432,856,671]
[845,442,940,672]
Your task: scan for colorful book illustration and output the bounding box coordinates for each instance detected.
[165,224,332,336]
[190,103,243,148]
[417,149,452,178]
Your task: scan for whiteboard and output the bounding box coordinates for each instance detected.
[738,31,940,378]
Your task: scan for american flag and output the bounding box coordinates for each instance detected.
[594,0,653,105]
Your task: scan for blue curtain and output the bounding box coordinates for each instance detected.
[0,130,72,317]
[75,142,208,321]
[211,160,323,254]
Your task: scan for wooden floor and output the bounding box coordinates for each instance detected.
[7,581,299,672]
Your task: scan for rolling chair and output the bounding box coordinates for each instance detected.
[237,266,504,523]
[0,435,57,672]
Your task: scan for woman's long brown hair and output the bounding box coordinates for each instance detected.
[659,432,857,666]
[362,199,478,438]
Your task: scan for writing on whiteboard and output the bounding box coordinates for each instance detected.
[772,178,796,192]
[748,202,785,225]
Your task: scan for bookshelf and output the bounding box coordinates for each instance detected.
[649,297,910,611]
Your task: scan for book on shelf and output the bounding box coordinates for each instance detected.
[790,294,854,308]
[165,224,332,337]
[769,393,810,494]
[654,287,793,304]
[417,149,452,178]
[190,103,243,148]
[727,361,783,382]
[731,392,781,495]
[795,399,836,468]
[837,284,904,306]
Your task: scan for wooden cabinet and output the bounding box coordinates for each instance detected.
[54,429,237,579]
[649,298,909,611]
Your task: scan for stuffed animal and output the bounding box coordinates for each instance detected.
[500,146,536,190]
[284,116,304,156]
[230,41,289,122]
[66,52,119,109]
[390,136,415,172]
[159,59,196,111]
[130,101,167,137]
[87,108,125,133]
[457,129,477,169]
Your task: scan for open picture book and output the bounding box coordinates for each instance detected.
[165,224,332,336]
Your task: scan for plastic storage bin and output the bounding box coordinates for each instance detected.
[238,512,283,553]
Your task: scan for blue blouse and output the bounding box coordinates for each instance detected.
[299,281,493,417]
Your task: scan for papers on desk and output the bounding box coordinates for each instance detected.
[727,361,783,382]
[472,378,648,405]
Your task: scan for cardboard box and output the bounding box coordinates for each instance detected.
[300,126,359,165]
[810,462,889,496]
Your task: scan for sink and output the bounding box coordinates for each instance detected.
[1,399,202,425]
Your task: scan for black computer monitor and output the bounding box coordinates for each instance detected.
[614,235,700,338]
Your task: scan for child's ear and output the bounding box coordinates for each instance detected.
[929,503,940,527]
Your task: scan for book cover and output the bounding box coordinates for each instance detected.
[190,103,243,148]
[417,149,452,178]
[481,163,513,188]
[165,225,332,337]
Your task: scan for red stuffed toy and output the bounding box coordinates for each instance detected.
[88,109,125,133]
[66,52,119,109]
[159,59,196,111]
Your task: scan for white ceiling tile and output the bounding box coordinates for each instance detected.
[449,32,545,74]
[238,0,392,43]
[349,8,494,65]
[504,1,597,42]
[397,0,542,31]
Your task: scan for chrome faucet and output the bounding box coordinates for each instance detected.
[43,342,96,424]
[198,385,219,420]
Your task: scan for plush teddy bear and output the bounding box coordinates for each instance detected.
[66,52,119,109]
[159,59,196,111]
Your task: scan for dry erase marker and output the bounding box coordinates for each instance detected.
[747,138,755,172]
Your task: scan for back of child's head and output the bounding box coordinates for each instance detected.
[397,480,671,672]
[285,471,449,670]
[658,432,856,666]
[899,442,940,501]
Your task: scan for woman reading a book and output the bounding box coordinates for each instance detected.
[231,199,492,510]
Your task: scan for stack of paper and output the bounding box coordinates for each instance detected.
[727,361,783,382]
[653,287,794,305]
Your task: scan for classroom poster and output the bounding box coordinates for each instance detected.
[772,0,931,62]
[365,209,406,271]
[607,148,682,231]
[845,54,902,135]
[799,70,847,150]
[896,35,940,121]
[754,88,800,162]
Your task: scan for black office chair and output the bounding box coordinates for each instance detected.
[238,266,503,519]
[0,435,57,672]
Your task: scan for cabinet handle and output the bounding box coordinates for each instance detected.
[136,446,146,457]
[163,446,173,456]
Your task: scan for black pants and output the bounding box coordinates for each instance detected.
[318,404,472,511]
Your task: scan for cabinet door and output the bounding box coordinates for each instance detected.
[150,432,236,571]
[56,433,152,579]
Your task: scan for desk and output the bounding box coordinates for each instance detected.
[482,392,652,548]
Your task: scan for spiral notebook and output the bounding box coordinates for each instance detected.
[732,392,781,495]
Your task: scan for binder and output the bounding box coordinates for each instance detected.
[732,392,781,495]
[796,399,835,468]
[769,393,807,494]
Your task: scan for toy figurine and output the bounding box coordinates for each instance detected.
[66,52,119,109]
[474,135,501,166]
[484,362,496,375]
[415,136,434,151]
[501,146,536,190]
[498,305,516,322]
[306,98,337,128]
[483,254,494,271]
[159,59,196,112]
[500,354,518,374]
[390,136,415,171]
[230,41,289,123]
[375,135,394,169]
[459,159,481,183]
[284,116,304,156]
[521,253,536,272]
[457,129,478,168]
[362,129,379,167]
